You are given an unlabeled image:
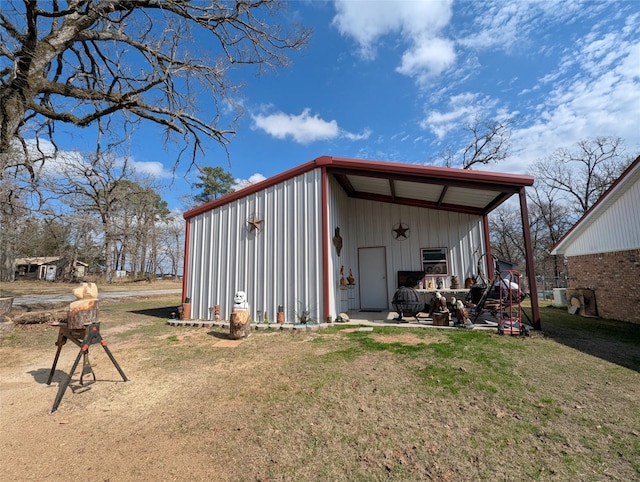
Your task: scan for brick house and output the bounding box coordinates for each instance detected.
[550,155,640,324]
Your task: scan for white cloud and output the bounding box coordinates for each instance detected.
[421,92,497,139]
[421,8,640,176]
[397,36,456,81]
[332,0,456,79]
[458,0,603,52]
[343,128,372,141]
[251,108,339,143]
[251,108,370,144]
[18,138,174,180]
[234,173,266,190]
[507,15,640,170]
[15,139,83,177]
[131,160,171,178]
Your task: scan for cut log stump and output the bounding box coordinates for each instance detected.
[68,299,99,329]
[0,297,13,316]
[432,312,450,327]
[229,310,251,339]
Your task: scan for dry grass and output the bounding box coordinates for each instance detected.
[1,297,639,481]
[0,278,182,297]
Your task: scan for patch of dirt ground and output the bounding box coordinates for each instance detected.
[1,327,228,480]
[2,305,639,482]
[0,323,452,481]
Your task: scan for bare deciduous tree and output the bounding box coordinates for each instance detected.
[0,0,309,165]
[43,150,147,283]
[440,115,512,169]
[488,205,525,266]
[488,136,632,295]
[0,146,32,281]
[531,136,628,217]
[156,210,184,278]
[526,184,574,288]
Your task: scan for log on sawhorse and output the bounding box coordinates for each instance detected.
[47,321,128,413]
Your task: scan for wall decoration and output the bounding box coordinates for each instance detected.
[392,222,410,240]
[333,227,343,256]
[247,213,263,232]
[347,268,355,286]
[339,265,348,288]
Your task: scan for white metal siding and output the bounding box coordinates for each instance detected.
[186,169,324,322]
[326,175,485,316]
[188,169,487,322]
[563,179,640,256]
[347,199,484,310]
[327,175,357,315]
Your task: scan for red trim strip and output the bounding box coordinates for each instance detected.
[181,218,191,305]
[321,166,330,322]
[519,186,541,330]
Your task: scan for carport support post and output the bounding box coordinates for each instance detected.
[519,187,541,330]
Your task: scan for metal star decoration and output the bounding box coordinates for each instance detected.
[392,222,410,240]
[247,213,263,232]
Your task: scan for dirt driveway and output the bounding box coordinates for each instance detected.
[2,293,640,481]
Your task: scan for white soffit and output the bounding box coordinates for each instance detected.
[394,180,441,202]
[344,173,502,211]
[442,186,500,208]
[348,175,390,195]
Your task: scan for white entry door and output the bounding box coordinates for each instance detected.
[358,247,388,310]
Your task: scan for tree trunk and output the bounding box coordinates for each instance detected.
[0,88,29,153]
[104,229,114,283]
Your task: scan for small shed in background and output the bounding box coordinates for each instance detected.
[551,154,640,324]
[182,156,540,328]
[14,257,88,281]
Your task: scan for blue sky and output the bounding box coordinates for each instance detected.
[48,1,640,211]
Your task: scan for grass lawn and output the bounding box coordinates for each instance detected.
[1,297,639,481]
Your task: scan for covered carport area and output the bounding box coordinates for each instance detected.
[320,157,541,330]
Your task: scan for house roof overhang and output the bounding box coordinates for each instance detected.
[550,154,640,256]
[14,256,61,266]
[184,156,535,219]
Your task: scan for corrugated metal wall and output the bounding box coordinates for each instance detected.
[327,175,485,316]
[186,169,324,322]
[327,175,355,316]
[187,170,487,322]
[562,179,640,256]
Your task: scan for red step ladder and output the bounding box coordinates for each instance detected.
[497,270,527,336]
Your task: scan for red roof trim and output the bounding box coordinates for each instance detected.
[326,156,534,186]
[184,156,535,219]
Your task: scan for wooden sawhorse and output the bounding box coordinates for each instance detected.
[47,321,127,413]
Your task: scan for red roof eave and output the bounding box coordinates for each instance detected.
[184,155,535,220]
